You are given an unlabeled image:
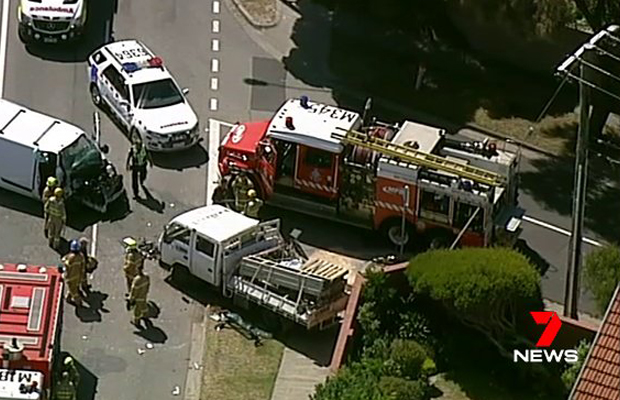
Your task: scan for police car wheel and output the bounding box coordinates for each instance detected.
[90,84,102,107]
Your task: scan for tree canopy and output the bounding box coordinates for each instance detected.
[406,247,542,357]
[583,245,620,314]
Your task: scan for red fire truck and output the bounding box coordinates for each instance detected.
[0,263,63,400]
[216,97,523,248]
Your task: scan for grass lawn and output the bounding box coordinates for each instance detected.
[432,372,554,400]
[236,0,278,25]
[200,315,284,400]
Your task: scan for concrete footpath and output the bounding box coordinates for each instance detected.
[271,349,330,400]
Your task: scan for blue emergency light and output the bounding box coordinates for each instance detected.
[300,95,310,109]
[122,62,140,73]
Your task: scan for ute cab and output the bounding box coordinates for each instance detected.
[158,205,279,287]
[219,97,362,200]
[87,40,200,152]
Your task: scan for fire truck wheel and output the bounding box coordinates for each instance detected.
[381,219,413,247]
[427,229,455,250]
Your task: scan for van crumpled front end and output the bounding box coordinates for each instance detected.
[70,161,124,213]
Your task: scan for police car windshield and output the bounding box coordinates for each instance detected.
[133,78,184,109]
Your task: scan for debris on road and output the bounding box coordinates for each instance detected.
[137,348,145,355]
[172,385,181,396]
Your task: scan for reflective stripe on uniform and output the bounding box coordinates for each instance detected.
[46,198,66,218]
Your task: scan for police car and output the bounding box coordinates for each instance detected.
[87,40,200,152]
[18,0,87,44]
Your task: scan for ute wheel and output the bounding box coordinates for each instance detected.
[90,84,103,107]
[381,219,412,247]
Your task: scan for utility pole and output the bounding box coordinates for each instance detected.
[564,61,591,319]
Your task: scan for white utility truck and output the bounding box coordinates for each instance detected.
[0,100,125,213]
[157,205,350,329]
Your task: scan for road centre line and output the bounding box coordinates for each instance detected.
[522,215,603,247]
[212,0,220,14]
[212,20,220,33]
[210,78,218,91]
[211,39,220,52]
[211,59,219,73]
[206,119,234,205]
[209,98,218,111]
[0,0,10,96]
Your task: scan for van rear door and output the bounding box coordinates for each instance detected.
[0,137,36,195]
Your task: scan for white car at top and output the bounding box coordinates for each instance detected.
[17,0,87,44]
[87,40,200,152]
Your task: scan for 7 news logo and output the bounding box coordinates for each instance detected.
[513,311,579,363]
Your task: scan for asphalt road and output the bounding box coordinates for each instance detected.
[0,0,215,398]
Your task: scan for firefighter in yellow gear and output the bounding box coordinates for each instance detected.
[42,176,58,205]
[53,372,76,400]
[44,187,66,249]
[62,356,80,389]
[79,237,98,292]
[243,189,263,218]
[61,240,86,306]
[128,265,150,327]
[231,173,254,212]
[123,238,145,295]
[42,177,58,239]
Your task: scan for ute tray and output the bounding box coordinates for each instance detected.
[238,254,348,300]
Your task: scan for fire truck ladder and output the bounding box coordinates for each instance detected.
[332,129,504,187]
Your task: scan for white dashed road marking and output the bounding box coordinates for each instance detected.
[0,0,11,96]
[212,0,220,14]
[206,119,235,205]
[211,58,219,73]
[212,20,220,33]
[210,78,219,91]
[522,215,603,247]
[212,39,220,52]
[209,98,218,111]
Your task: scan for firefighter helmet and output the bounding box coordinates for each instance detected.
[123,237,138,249]
[54,188,64,198]
[64,356,74,366]
[47,177,58,187]
[247,189,257,198]
[69,240,81,252]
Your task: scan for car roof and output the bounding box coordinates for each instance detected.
[266,98,362,154]
[100,39,173,85]
[170,205,260,243]
[0,99,83,153]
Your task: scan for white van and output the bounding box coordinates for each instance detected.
[0,100,125,213]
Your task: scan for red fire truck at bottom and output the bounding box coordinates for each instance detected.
[0,263,63,400]
[216,97,524,249]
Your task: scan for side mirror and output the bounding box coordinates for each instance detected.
[100,144,110,154]
[182,87,190,95]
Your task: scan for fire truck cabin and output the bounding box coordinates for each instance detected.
[0,263,63,398]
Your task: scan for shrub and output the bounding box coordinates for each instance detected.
[407,247,542,357]
[379,376,427,400]
[583,245,620,315]
[561,340,592,392]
